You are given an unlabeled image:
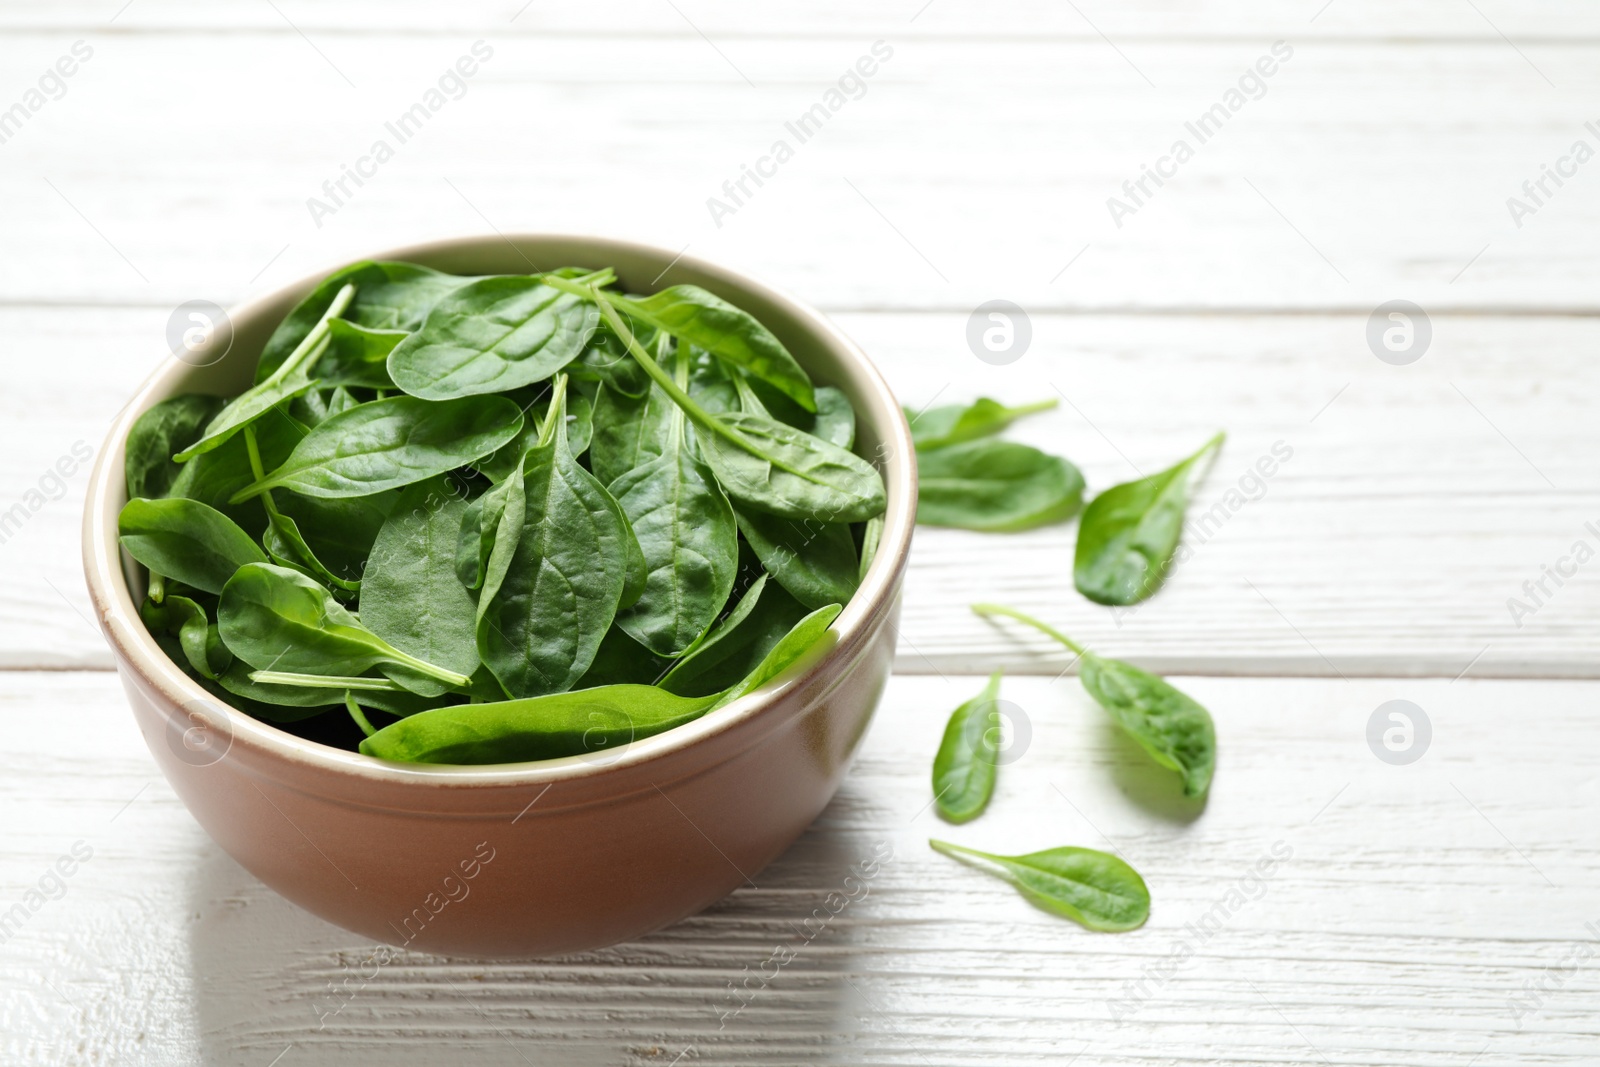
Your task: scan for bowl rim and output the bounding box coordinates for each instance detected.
[82,233,916,790]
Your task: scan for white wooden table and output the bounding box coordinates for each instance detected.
[2,3,1597,1063]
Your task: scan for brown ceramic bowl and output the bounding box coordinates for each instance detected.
[81,235,914,957]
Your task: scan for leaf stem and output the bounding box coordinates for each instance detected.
[147,573,166,605]
[345,692,379,738]
[264,283,355,388]
[928,838,1000,867]
[249,671,406,691]
[381,649,473,689]
[1008,399,1058,417]
[970,603,1089,657]
[583,287,765,458]
[537,374,568,447]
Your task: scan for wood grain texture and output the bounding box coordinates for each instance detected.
[1,30,1598,312]
[3,0,1600,39]
[1,672,1594,1066]
[7,308,1595,676]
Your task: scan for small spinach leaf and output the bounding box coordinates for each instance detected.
[218,563,471,690]
[1074,432,1224,605]
[928,839,1150,932]
[735,507,858,611]
[255,261,475,383]
[589,380,676,488]
[387,275,597,400]
[177,284,356,460]
[916,440,1083,531]
[713,602,842,709]
[908,397,1056,450]
[599,284,816,413]
[317,320,407,389]
[125,394,225,500]
[972,604,1217,799]
[359,685,720,765]
[932,671,1004,824]
[659,574,808,697]
[476,385,640,697]
[232,395,523,502]
[118,497,268,594]
[360,477,481,681]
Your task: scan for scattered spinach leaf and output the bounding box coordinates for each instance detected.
[972,603,1216,798]
[932,671,1005,824]
[908,397,1056,450]
[916,440,1084,532]
[1073,432,1224,605]
[928,839,1150,931]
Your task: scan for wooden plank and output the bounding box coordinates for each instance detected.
[1,35,1598,311]
[2,671,1595,1065]
[9,307,1596,676]
[2,0,1599,40]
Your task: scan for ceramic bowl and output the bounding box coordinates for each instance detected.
[81,234,915,957]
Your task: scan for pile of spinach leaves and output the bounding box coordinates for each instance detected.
[120,261,886,765]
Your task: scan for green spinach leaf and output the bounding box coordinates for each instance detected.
[928,839,1150,931]
[255,261,475,383]
[609,350,739,655]
[177,284,356,460]
[218,563,471,691]
[735,507,858,610]
[932,671,1004,824]
[972,604,1216,798]
[360,477,481,681]
[1074,432,1224,605]
[360,685,720,765]
[597,284,816,413]
[118,497,268,595]
[125,394,224,500]
[916,440,1083,531]
[388,275,597,400]
[713,602,842,709]
[908,397,1055,450]
[476,384,640,697]
[231,394,523,502]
